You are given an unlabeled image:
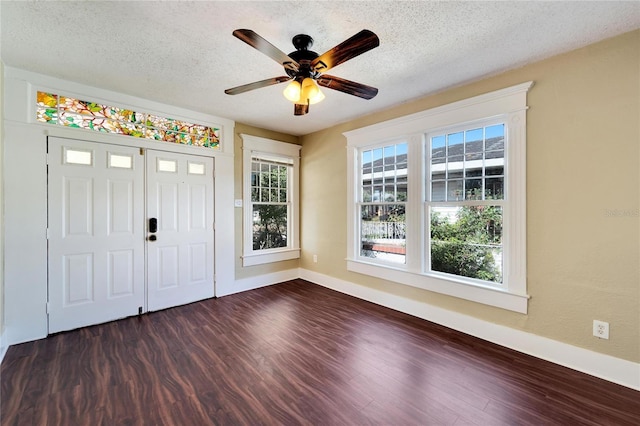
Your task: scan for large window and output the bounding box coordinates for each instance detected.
[242,134,300,266]
[345,82,533,313]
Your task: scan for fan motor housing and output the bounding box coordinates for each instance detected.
[286,34,320,79]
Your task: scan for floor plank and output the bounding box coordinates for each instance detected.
[1,279,639,425]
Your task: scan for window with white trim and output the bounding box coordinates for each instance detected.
[241,134,301,266]
[345,82,533,313]
[427,122,505,284]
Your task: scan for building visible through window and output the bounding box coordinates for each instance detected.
[359,142,407,264]
[428,124,505,283]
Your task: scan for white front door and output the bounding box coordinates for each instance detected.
[146,150,215,311]
[48,137,145,333]
[48,137,215,333]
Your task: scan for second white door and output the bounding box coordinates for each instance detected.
[146,150,215,311]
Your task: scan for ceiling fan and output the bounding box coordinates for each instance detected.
[224,29,380,116]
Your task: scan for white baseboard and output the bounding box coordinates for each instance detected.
[298,268,640,391]
[218,268,299,297]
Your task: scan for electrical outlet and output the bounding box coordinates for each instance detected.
[593,320,609,339]
[313,254,318,263]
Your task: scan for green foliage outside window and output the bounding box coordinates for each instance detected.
[253,205,287,250]
[252,161,289,250]
[430,206,502,283]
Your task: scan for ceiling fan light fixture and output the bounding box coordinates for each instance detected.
[301,77,325,105]
[283,80,302,102]
[284,77,324,105]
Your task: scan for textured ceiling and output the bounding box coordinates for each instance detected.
[2,1,639,136]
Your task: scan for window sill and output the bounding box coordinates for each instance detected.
[346,258,529,313]
[242,248,301,267]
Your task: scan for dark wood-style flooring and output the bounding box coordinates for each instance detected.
[2,279,639,425]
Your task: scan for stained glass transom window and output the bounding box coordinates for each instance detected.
[36,92,220,149]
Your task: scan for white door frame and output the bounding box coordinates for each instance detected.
[3,67,236,345]
[47,136,217,333]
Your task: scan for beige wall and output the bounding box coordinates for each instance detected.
[233,123,301,280]
[0,61,4,342]
[300,30,640,363]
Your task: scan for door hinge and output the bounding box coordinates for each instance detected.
[46,228,50,240]
[138,306,143,315]
[139,148,145,155]
[46,302,51,314]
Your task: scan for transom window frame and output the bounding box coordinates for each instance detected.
[344,82,533,313]
[35,91,221,150]
[241,134,301,267]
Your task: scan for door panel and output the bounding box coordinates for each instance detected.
[108,249,135,297]
[146,151,215,311]
[65,177,93,236]
[108,180,134,234]
[48,137,145,333]
[158,245,179,288]
[189,184,207,229]
[64,253,93,304]
[159,183,179,231]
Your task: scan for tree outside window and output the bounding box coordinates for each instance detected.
[427,124,505,283]
[251,158,290,251]
[430,205,502,283]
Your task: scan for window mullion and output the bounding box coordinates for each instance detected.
[405,134,424,272]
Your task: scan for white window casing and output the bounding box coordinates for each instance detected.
[241,134,301,267]
[344,82,533,313]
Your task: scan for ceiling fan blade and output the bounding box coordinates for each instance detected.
[311,29,379,73]
[232,29,299,72]
[317,75,378,100]
[225,76,291,95]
